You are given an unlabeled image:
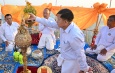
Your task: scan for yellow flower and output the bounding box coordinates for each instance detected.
[26,2,31,6]
[23,13,30,20]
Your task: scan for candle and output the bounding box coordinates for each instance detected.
[41,68,47,73]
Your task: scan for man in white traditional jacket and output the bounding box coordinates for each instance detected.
[38,8,56,52]
[86,15,115,61]
[0,14,19,51]
[111,69,115,73]
[0,19,3,44]
[29,9,92,73]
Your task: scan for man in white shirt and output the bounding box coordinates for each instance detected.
[0,14,19,51]
[38,8,56,53]
[86,15,115,61]
[29,9,92,73]
[111,69,115,73]
[0,19,3,44]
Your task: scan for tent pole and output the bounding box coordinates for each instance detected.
[55,0,57,6]
[96,0,112,29]
[109,0,112,8]
[3,0,5,5]
[95,13,100,30]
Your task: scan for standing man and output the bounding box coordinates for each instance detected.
[38,8,56,53]
[86,15,115,61]
[29,8,92,73]
[0,14,19,51]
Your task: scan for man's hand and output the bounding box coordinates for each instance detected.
[91,45,97,50]
[87,67,93,73]
[29,13,36,20]
[79,67,93,73]
[5,41,9,47]
[100,48,107,55]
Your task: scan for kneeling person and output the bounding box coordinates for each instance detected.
[86,15,115,61]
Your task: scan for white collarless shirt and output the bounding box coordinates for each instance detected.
[0,22,19,42]
[38,17,56,34]
[36,17,89,71]
[95,26,115,51]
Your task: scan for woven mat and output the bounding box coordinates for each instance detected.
[43,54,109,73]
[0,52,17,73]
[0,48,44,73]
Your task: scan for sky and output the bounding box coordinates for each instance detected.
[0,0,115,8]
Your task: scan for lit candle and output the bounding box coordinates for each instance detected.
[41,68,47,73]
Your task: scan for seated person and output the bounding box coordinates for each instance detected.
[0,14,19,51]
[38,8,56,53]
[86,15,115,61]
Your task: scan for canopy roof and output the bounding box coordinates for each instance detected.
[0,2,115,29]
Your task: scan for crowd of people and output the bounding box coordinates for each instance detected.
[0,8,115,73]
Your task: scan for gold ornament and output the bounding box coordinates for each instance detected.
[15,19,32,73]
[15,25,32,48]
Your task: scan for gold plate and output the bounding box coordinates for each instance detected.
[37,66,52,73]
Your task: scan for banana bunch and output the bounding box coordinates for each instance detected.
[13,51,20,62]
[19,53,23,64]
[13,51,23,64]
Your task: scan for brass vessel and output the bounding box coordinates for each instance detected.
[15,19,32,73]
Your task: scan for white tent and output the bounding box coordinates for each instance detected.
[0,0,115,44]
[0,0,115,8]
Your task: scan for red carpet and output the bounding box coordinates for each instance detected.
[17,66,38,73]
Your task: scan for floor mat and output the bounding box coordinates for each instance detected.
[43,53,109,73]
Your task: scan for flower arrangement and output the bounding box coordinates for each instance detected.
[23,1,36,15]
[23,1,36,27]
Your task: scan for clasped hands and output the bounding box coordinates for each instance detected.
[91,45,107,55]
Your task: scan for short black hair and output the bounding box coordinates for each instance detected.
[57,8,74,22]
[5,14,12,18]
[109,15,115,21]
[44,8,51,12]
